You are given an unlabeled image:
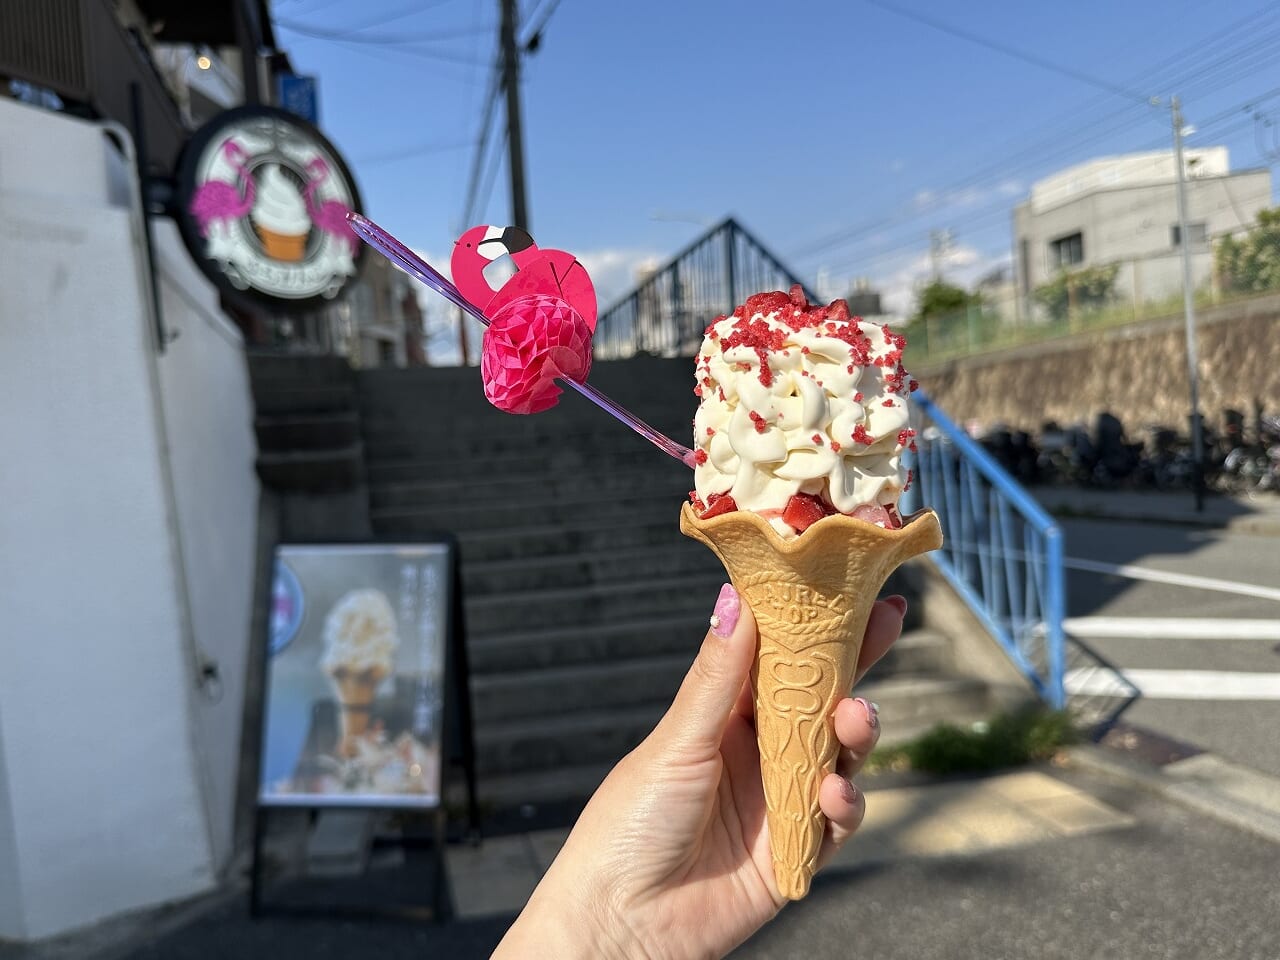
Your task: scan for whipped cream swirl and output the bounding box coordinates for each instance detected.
[692,287,917,536]
[321,589,400,677]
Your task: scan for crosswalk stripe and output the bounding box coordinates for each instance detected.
[1062,617,1280,641]
[1065,668,1280,700]
[1063,557,1280,603]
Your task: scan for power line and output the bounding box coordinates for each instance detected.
[863,0,1154,105]
[356,138,475,166]
[275,18,491,48]
[520,0,563,47]
[461,59,504,226]
[791,6,1280,261]
[337,0,462,33]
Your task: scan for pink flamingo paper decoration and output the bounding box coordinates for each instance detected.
[303,156,359,257]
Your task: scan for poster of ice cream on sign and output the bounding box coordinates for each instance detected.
[260,544,449,808]
[176,105,364,310]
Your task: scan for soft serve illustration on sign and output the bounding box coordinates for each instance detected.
[179,107,363,308]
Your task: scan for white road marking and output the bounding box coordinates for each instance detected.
[1064,556,1280,603]
[1065,668,1280,700]
[1061,617,1280,641]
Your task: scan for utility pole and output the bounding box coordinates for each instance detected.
[499,0,530,231]
[1171,95,1205,512]
[929,229,952,281]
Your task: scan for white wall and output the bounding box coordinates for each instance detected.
[0,98,258,940]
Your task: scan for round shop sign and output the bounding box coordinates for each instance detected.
[176,105,364,311]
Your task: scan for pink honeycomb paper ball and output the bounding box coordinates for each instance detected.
[480,294,593,415]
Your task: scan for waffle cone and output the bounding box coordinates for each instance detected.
[680,502,943,899]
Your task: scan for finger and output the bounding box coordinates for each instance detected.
[853,597,906,686]
[731,674,754,723]
[653,584,757,757]
[815,773,867,869]
[832,697,880,779]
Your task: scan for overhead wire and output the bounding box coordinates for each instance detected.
[789,12,1280,264]
[862,0,1153,104]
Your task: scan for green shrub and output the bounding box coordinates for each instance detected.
[866,707,1076,776]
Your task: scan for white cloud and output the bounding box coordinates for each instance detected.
[874,243,1012,318]
[576,248,664,307]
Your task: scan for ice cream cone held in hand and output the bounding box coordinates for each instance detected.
[320,589,400,758]
[683,285,942,899]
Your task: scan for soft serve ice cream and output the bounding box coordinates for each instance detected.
[690,285,917,537]
[252,163,310,261]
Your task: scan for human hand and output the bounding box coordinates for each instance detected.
[492,584,907,960]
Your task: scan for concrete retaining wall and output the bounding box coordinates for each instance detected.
[915,295,1280,431]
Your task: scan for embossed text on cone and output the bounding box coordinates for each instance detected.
[680,503,943,899]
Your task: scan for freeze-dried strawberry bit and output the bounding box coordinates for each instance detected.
[909,378,920,393]
[897,428,916,447]
[722,316,786,387]
[853,424,875,446]
[884,503,903,529]
[788,284,809,309]
[827,299,850,321]
[830,440,842,453]
[904,469,914,492]
[706,427,716,436]
[733,291,792,322]
[693,448,708,465]
[812,433,823,445]
[748,411,768,434]
[854,392,864,403]
[883,399,894,407]
[689,491,706,513]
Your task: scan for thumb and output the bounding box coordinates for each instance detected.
[655,583,756,756]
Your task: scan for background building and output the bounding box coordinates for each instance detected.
[1013,147,1272,320]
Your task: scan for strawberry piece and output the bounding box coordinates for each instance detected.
[700,493,738,519]
[783,493,831,533]
[884,503,903,529]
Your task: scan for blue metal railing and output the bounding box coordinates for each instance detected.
[901,390,1066,708]
[594,217,819,360]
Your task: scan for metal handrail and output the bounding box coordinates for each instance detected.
[594,217,819,360]
[901,390,1066,707]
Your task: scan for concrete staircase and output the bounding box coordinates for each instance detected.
[356,356,996,811]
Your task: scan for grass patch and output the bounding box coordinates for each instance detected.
[865,707,1077,776]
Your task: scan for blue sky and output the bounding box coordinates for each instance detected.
[275,0,1280,314]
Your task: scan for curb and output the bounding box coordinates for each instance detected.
[1066,745,1280,846]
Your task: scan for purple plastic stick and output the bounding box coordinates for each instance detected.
[347,213,698,468]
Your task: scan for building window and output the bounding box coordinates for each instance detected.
[1049,232,1084,269]
[1171,222,1207,247]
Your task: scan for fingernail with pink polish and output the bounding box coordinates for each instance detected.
[840,778,858,804]
[884,594,908,618]
[709,583,740,638]
[855,697,879,729]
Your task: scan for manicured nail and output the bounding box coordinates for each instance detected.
[840,778,858,804]
[710,583,740,638]
[884,594,908,618]
[855,697,879,729]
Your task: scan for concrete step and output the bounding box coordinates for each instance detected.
[248,352,353,384]
[369,463,690,511]
[455,516,685,563]
[467,612,708,674]
[372,489,684,534]
[467,762,615,810]
[255,412,360,452]
[858,675,992,744]
[475,703,664,776]
[864,628,953,678]
[365,444,673,484]
[253,383,357,417]
[470,653,693,724]
[256,444,364,493]
[465,573,726,636]
[462,541,719,595]
[361,426,692,462]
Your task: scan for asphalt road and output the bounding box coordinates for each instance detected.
[737,768,1280,960]
[1059,517,1280,775]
